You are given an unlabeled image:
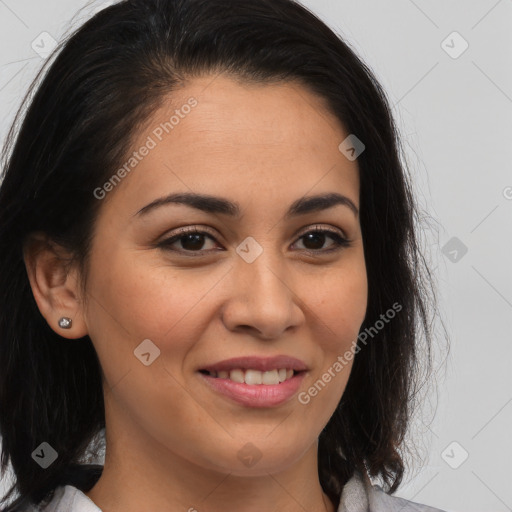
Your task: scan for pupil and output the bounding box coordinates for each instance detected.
[304,232,325,250]
[182,234,204,250]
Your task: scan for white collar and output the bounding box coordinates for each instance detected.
[36,470,445,512]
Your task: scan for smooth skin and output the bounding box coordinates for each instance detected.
[24,74,368,512]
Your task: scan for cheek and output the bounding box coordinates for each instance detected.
[83,247,223,386]
[311,263,368,350]
[88,245,223,329]
[294,262,366,415]
[85,248,220,445]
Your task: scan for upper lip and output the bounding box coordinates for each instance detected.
[199,355,308,373]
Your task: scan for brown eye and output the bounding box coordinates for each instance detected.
[292,229,351,254]
[158,229,219,253]
[157,225,351,257]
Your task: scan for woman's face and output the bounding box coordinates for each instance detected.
[80,74,367,476]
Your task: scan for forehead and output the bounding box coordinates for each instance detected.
[99,74,360,216]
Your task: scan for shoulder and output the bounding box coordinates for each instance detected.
[21,486,101,512]
[368,484,447,512]
[338,470,448,512]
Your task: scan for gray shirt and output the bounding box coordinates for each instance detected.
[27,470,447,512]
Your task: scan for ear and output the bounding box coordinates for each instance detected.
[22,232,89,339]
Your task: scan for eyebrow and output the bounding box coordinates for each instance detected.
[134,191,359,219]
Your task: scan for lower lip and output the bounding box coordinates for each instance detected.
[198,371,306,408]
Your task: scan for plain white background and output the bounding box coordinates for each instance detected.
[0,1,511,511]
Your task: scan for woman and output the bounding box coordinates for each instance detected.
[0,0,447,511]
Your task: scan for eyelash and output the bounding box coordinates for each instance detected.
[157,225,352,257]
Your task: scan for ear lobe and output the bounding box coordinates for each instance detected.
[22,232,89,339]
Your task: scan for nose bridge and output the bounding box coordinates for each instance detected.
[236,238,291,304]
[223,237,302,338]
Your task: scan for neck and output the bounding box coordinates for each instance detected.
[85,415,336,512]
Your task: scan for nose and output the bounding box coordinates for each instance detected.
[220,253,305,340]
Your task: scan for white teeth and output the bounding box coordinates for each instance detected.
[229,369,245,383]
[206,368,297,385]
[262,370,279,385]
[245,369,262,385]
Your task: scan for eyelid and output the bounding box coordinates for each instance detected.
[161,225,218,240]
[295,223,348,240]
[160,223,347,241]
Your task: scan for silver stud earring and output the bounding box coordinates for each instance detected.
[58,317,72,329]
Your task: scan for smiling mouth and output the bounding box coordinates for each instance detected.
[198,368,303,385]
